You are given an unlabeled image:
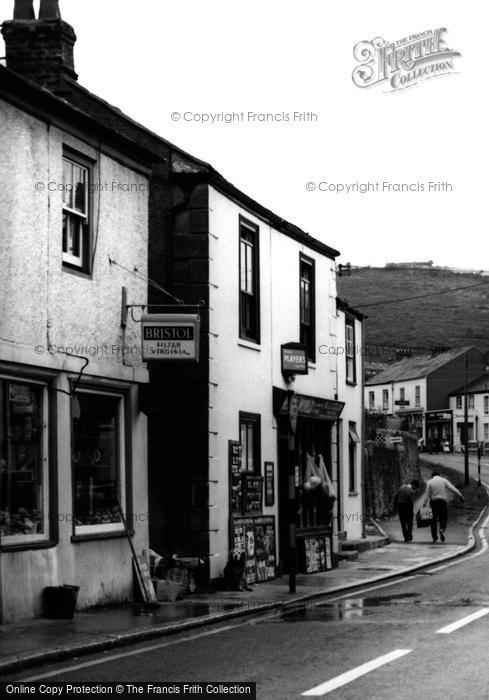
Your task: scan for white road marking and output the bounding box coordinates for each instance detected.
[22,621,253,681]
[436,608,489,635]
[301,649,412,696]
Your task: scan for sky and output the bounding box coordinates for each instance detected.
[1,0,486,269]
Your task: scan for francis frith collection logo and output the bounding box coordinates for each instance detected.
[352,28,461,92]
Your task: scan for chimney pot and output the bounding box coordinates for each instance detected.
[39,0,61,20]
[13,0,35,19]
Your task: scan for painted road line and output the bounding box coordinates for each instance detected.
[302,649,412,697]
[22,621,255,681]
[436,608,489,635]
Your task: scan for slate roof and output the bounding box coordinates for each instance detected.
[365,346,477,385]
[0,66,340,260]
[448,374,489,396]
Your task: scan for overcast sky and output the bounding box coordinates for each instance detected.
[1,0,486,269]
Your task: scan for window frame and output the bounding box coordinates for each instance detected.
[484,396,489,415]
[382,389,389,411]
[62,148,94,274]
[299,254,316,362]
[368,391,375,410]
[239,217,260,344]
[0,373,57,550]
[456,396,462,409]
[415,385,421,407]
[348,422,359,493]
[468,394,475,409]
[71,385,130,540]
[239,412,261,476]
[345,318,356,385]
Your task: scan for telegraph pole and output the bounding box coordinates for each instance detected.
[464,353,469,486]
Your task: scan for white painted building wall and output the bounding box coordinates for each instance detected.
[365,378,427,416]
[449,392,489,447]
[336,311,364,540]
[207,186,346,576]
[0,98,149,621]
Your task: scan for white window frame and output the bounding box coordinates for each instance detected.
[400,387,405,401]
[0,375,50,546]
[456,396,462,409]
[415,385,421,406]
[468,394,475,409]
[484,396,489,415]
[484,423,489,442]
[72,388,126,537]
[345,321,355,383]
[368,391,375,409]
[62,155,89,269]
[382,389,389,411]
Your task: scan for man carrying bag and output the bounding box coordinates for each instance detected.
[422,471,464,543]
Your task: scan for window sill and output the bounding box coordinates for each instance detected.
[71,529,133,543]
[0,538,58,553]
[62,263,92,280]
[238,339,261,352]
[348,491,359,497]
[346,380,357,387]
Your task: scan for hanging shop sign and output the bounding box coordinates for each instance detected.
[281,343,308,376]
[275,389,345,422]
[141,314,200,361]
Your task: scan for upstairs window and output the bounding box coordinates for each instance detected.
[400,387,405,401]
[456,396,462,409]
[415,385,421,406]
[484,396,489,415]
[368,391,375,409]
[382,389,389,411]
[62,153,91,271]
[346,320,356,383]
[299,256,316,362]
[239,219,260,343]
[468,394,475,409]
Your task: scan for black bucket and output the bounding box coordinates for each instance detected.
[42,585,80,619]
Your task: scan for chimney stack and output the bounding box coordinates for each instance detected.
[2,0,78,94]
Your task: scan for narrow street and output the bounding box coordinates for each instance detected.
[4,514,489,699]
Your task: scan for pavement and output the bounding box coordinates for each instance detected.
[0,464,487,677]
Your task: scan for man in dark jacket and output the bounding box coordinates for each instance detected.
[394,479,420,542]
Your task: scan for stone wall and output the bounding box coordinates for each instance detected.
[365,431,421,518]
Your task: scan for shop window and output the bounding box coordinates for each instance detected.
[239,413,261,474]
[468,394,475,409]
[62,151,92,272]
[382,389,389,411]
[485,396,489,415]
[348,422,360,493]
[368,391,375,409]
[456,396,462,409]
[239,218,260,343]
[72,390,125,535]
[345,320,356,384]
[415,385,421,406]
[0,378,50,545]
[299,255,316,362]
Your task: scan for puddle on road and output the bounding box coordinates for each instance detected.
[278,592,422,622]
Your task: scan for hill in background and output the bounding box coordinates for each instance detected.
[337,267,489,358]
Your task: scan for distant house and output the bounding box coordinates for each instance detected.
[365,347,487,449]
[449,374,489,449]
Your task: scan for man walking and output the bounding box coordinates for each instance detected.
[423,471,464,543]
[394,479,420,542]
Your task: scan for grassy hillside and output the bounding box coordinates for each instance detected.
[337,267,489,354]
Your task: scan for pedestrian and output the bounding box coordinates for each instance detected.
[423,471,464,543]
[394,479,420,542]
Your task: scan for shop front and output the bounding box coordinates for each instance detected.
[425,410,453,452]
[273,388,344,575]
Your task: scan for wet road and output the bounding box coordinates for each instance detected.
[5,515,489,699]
